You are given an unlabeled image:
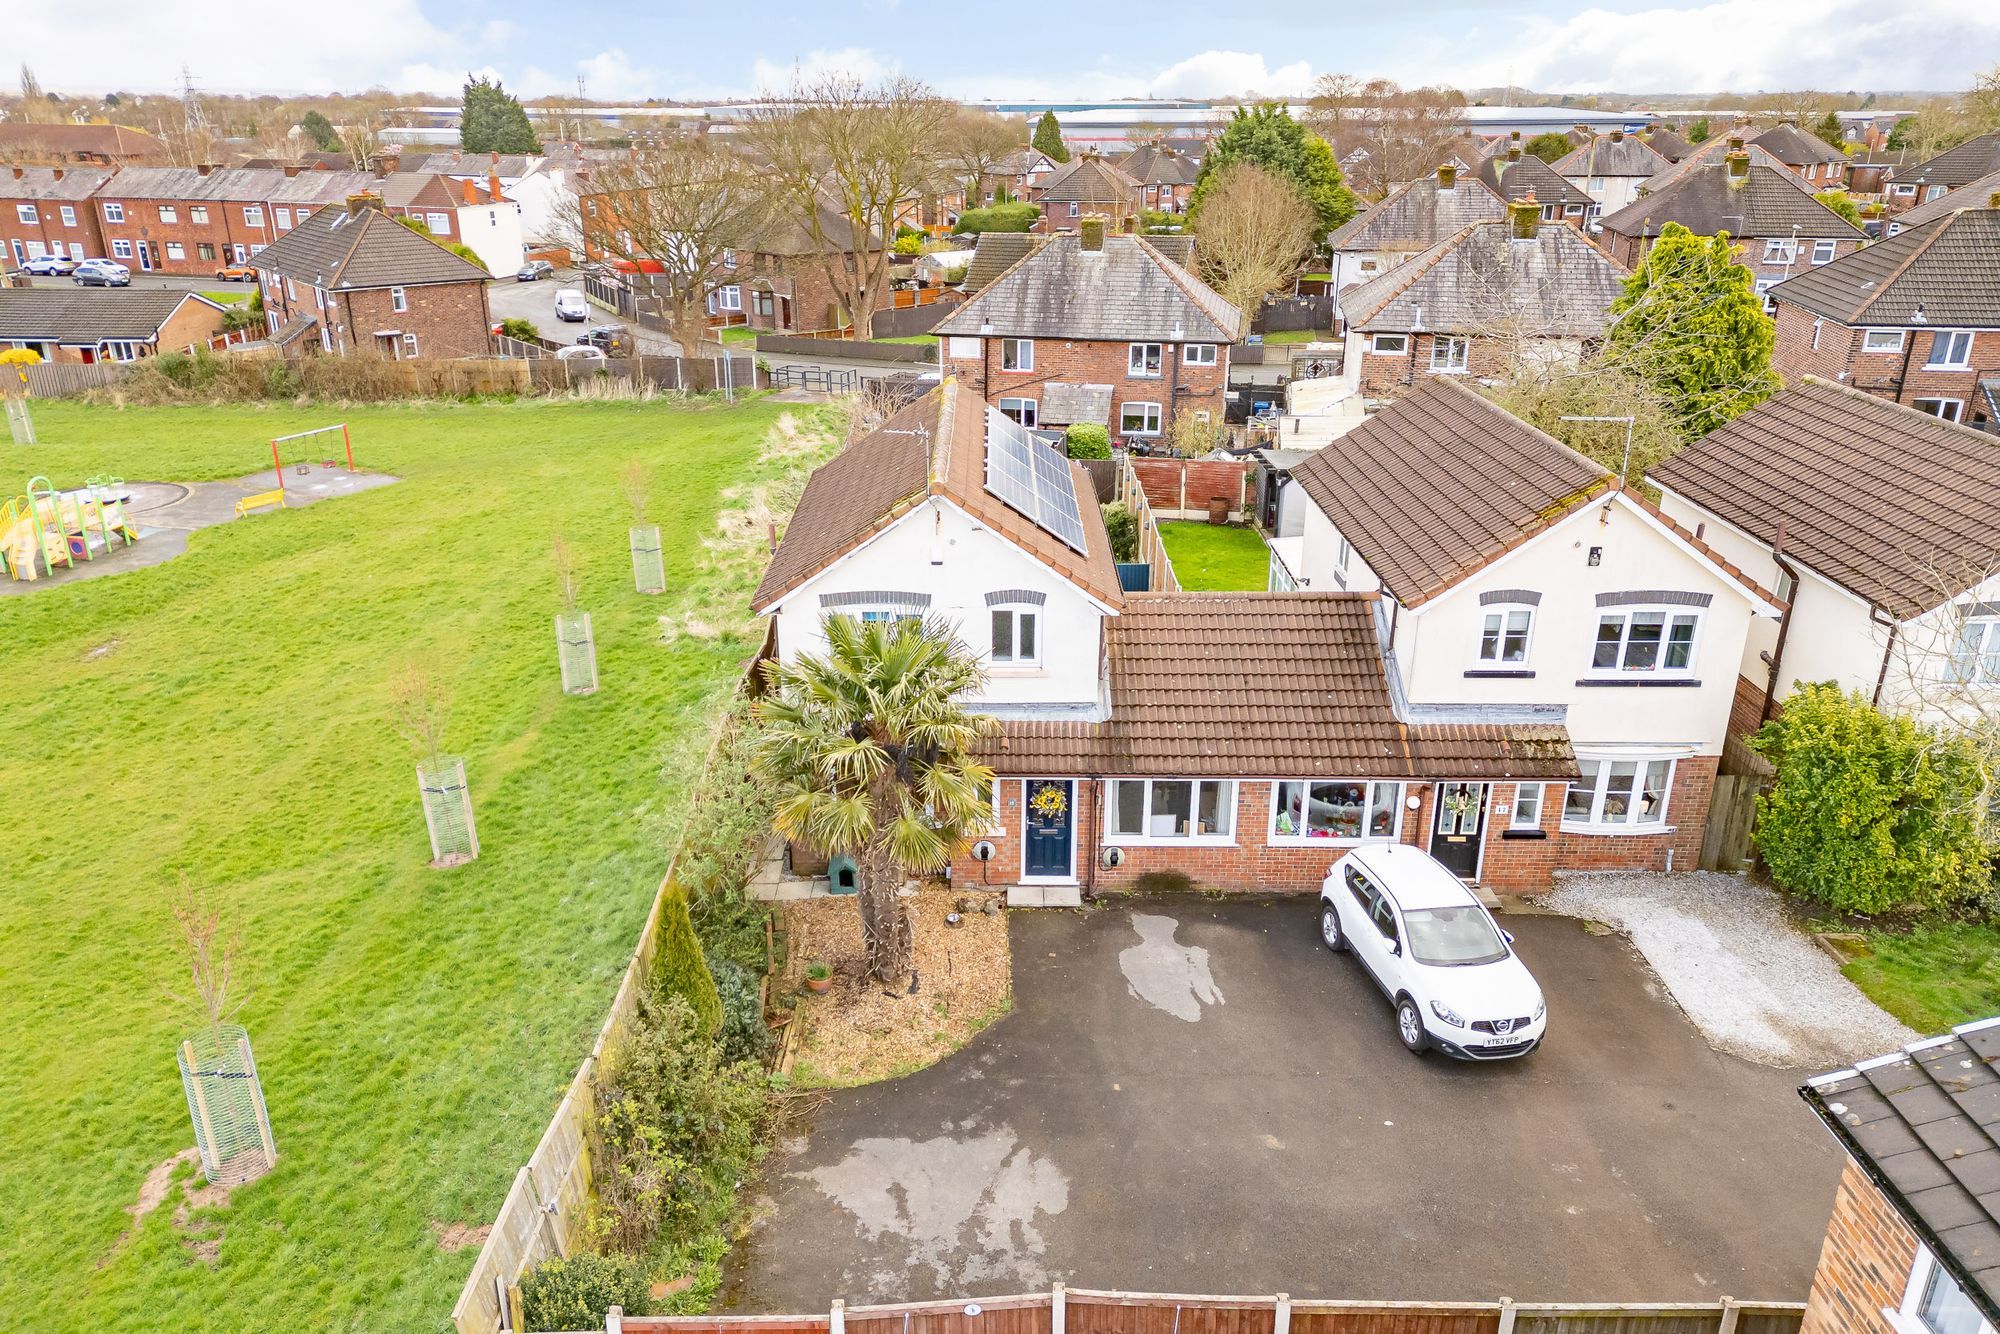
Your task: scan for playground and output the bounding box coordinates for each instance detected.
[0,395,841,1331]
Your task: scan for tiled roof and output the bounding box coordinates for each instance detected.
[1900,132,2000,190]
[1115,145,1198,187]
[409,152,542,179]
[1802,1018,2000,1329]
[1326,173,1508,254]
[1339,220,1629,338]
[1750,123,1848,167]
[1040,156,1141,206]
[1288,379,1612,606]
[988,593,1579,780]
[1637,127,1695,162]
[377,172,503,208]
[935,233,1242,343]
[1768,209,2000,327]
[962,232,1046,293]
[740,198,881,257]
[1894,170,2000,229]
[95,166,374,204]
[1038,382,1112,425]
[1146,235,1195,267]
[0,122,166,160]
[246,202,490,289]
[1472,154,1593,211]
[0,289,221,342]
[1651,378,2000,617]
[1553,135,1671,179]
[0,166,112,200]
[1598,159,1865,242]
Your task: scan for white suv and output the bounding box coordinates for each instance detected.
[1318,843,1546,1059]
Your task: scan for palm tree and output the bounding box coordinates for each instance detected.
[754,614,997,984]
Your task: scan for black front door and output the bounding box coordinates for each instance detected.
[1023,779,1074,879]
[1429,782,1487,879]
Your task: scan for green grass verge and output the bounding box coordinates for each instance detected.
[1158,521,1271,591]
[0,395,840,1332]
[199,289,251,305]
[873,334,939,346]
[718,325,759,345]
[1842,923,2000,1034]
[1255,329,1331,344]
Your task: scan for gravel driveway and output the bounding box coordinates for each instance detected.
[1541,871,1917,1068]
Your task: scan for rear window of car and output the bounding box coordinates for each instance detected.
[1403,907,1507,966]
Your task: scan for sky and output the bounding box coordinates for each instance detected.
[13,0,1998,103]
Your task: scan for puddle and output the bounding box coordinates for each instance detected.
[1119,912,1223,1022]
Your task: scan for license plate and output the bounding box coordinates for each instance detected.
[1484,1031,1525,1046]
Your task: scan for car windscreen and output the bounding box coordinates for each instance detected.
[1403,906,1508,966]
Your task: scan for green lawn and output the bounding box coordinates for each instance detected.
[1158,521,1271,591]
[718,325,759,345]
[1843,924,2000,1034]
[1256,329,1333,345]
[199,290,251,305]
[0,395,837,1331]
[873,334,939,346]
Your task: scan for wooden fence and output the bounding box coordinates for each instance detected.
[1116,456,1180,594]
[1127,456,1257,522]
[19,362,127,397]
[603,1288,1803,1334]
[1699,772,1762,873]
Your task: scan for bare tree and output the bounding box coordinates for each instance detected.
[618,457,650,526]
[389,658,452,772]
[1193,162,1317,319]
[556,135,765,354]
[337,115,387,172]
[1971,62,2000,135]
[1307,76,1468,198]
[937,109,1026,205]
[552,534,582,613]
[165,871,243,1041]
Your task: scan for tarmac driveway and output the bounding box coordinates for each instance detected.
[723,897,1842,1310]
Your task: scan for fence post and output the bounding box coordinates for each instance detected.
[238,1033,278,1167]
[832,1298,846,1334]
[507,1282,526,1333]
[1272,1293,1290,1334]
[1718,1296,1740,1334]
[1177,463,1187,516]
[181,1039,218,1168]
[1052,1284,1066,1334]
[1496,1298,1516,1334]
[607,1304,624,1334]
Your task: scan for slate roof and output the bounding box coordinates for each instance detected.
[1899,132,2000,191]
[989,593,1580,780]
[410,152,542,179]
[1751,122,1848,167]
[246,203,491,290]
[1146,235,1196,267]
[1038,382,1112,425]
[1326,173,1508,254]
[935,233,1242,343]
[1637,126,1695,162]
[96,166,375,204]
[1288,378,1612,606]
[1472,153,1593,212]
[740,199,881,257]
[0,166,112,200]
[0,288,222,342]
[1553,134,1671,179]
[1040,156,1141,207]
[1802,1017,2000,1329]
[1339,220,1629,337]
[1598,159,1865,242]
[1894,170,2000,230]
[962,232,1045,293]
[1767,209,2000,328]
[1650,378,2000,618]
[1116,145,1199,187]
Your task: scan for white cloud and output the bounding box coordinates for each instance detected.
[1145,50,1316,99]
[577,50,655,100]
[398,63,503,98]
[749,46,898,94]
[479,19,518,45]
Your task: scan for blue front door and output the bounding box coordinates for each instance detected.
[1023,779,1074,879]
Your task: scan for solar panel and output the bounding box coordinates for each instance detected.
[983,406,1089,554]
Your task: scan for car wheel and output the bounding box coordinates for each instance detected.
[1395,997,1429,1055]
[1319,902,1346,953]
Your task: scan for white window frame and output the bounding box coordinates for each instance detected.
[110,239,133,259]
[1810,239,1837,264]
[59,205,77,226]
[100,339,144,362]
[244,206,264,228]
[996,396,1038,428]
[189,205,208,224]
[1947,614,2000,684]
[1561,755,1676,833]
[1183,343,1217,366]
[715,284,742,312]
[102,202,125,223]
[390,286,408,313]
[1128,342,1163,377]
[722,247,736,269]
[1915,397,1965,423]
[1120,401,1162,436]
[275,207,292,228]
[1762,238,1797,263]
[1478,604,1535,666]
[165,242,185,261]
[1106,778,1238,845]
[1862,330,1905,352]
[1430,335,1470,373]
[989,601,1042,668]
[13,204,34,224]
[1000,337,1033,372]
[1269,779,1404,845]
[402,333,420,357]
[1510,783,1546,831]
[1889,1246,1994,1334]
[158,205,177,224]
[1370,333,1409,355]
[425,211,451,235]
[1067,201,1080,218]
[1927,330,1973,369]
[1589,606,1702,677]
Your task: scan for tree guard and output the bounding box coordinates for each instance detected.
[4,398,33,446]
[418,757,480,866]
[556,611,599,695]
[629,525,665,595]
[177,1024,277,1187]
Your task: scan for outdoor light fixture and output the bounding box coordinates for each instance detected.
[1588,546,1603,566]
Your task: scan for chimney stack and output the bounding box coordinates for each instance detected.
[1727,134,1746,151]
[1510,196,1539,239]
[1437,163,1457,190]
[51,168,62,181]
[490,151,500,166]
[490,172,504,201]
[1610,129,1624,143]
[284,164,301,178]
[346,192,386,217]
[462,177,478,204]
[1725,151,1750,184]
[1506,145,1522,162]
[196,163,214,177]
[9,167,21,180]
[1509,130,1522,143]
[1080,215,1106,252]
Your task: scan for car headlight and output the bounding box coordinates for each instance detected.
[1533,996,1546,1022]
[1430,999,1465,1028]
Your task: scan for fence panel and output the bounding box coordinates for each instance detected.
[1253,295,1335,334]
[849,1293,1052,1334]
[1293,1308,1498,1334]
[1698,773,1760,872]
[22,362,126,397]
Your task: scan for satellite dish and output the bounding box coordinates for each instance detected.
[1101,846,1126,869]
[972,840,996,862]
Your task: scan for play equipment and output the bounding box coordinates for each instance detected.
[234,489,286,517]
[269,423,355,498]
[1,475,138,581]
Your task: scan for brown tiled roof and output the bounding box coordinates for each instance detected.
[1040,156,1141,206]
[1599,158,1865,242]
[1472,154,1593,212]
[0,289,223,342]
[1115,145,1198,187]
[1899,132,2000,191]
[1553,134,1671,179]
[1325,173,1508,254]
[1894,170,2000,229]
[1649,378,2000,617]
[935,233,1241,343]
[987,593,1578,779]
[247,202,490,289]
[0,122,166,162]
[1288,379,1611,607]
[1340,220,1629,338]
[1768,209,2000,327]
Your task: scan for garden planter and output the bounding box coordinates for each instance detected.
[417,757,480,866]
[555,610,599,695]
[1207,496,1229,524]
[629,524,665,595]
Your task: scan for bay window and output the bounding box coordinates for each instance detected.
[1271,780,1402,842]
[1562,757,1673,831]
[1108,779,1235,841]
[1591,608,1699,674]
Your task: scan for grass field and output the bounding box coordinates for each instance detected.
[1844,924,2000,1034]
[1158,521,1272,591]
[0,394,837,1331]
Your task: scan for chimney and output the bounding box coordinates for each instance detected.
[9,167,20,180]
[196,163,215,177]
[1510,196,1539,239]
[1437,163,1457,190]
[51,168,62,181]
[1610,129,1624,143]
[345,192,385,216]
[1727,134,1745,151]
[1989,189,2000,208]
[380,151,401,173]
[490,172,504,201]
[490,151,500,166]
[451,150,462,163]
[462,177,478,204]
[1726,151,1750,185]
[1080,215,1106,252]
[1509,130,1522,143]
[1506,145,1522,162]
[284,164,301,178]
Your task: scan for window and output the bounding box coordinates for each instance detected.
[1120,401,1162,436]
[996,396,1038,428]
[158,205,177,223]
[1915,398,1965,423]
[1067,202,1080,218]
[1891,183,1916,196]
[1108,779,1235,840]
[1370,333,1408,355]
[103,202,125,222]
[1862,330,1905,352]
[1562,757,1674,830]
[1754,278,1778,313]
[59,205,76,226]
[101,340,144,362]
[1479,607,1534,664]
[1901,1250,1986,1334]
[1928,331,1973,368]
[1183,343,1217,366]
[1811,239,1837,264]
[1128,343,1163,377]
[1510,783,1546,830]
[1948,615,2000,683]
[1272,780,1402,842]
[425,211,450,234]
[1592,608,1700,674]
[244,206,264,228]
[12,204,34,224]
[722,248,736,269]
[275,207,292,228]
[713,284,741,311]
[1000,338,1033,371]
[189,206,208,224]
[165,242,185,261]
[111,239,133,259]
[1430,336,1470,372]
[198,243,216,261]
[990,603,1040,666]
[752,290,774,317]
[390,286,408,313]
[1762,238,1797,263]
[947,336,979,359]
[402,333,420,357]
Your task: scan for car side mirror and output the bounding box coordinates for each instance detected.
[1502,929,1515,945]
[1386,939,1402,957]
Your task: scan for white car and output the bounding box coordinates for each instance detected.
[553,290,588,322]
[554,344,605,363]
[1318,843,1546,1060]
[17,254,78,276]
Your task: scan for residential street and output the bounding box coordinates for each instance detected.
[723,897,1841,1310]
[484,273,682,354]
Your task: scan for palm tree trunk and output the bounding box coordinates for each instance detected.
[855,832,913,985]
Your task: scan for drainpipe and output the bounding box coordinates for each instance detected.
[1083,773,1102,901]
[1892,326,1918,403]
[1759,518,1799,723]
[1871,608,1900,707]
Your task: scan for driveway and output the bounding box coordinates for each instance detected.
[485,273,681,354]
[723,897,1841,1310]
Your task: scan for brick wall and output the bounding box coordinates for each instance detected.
[735,252,852,334]
[948,334,1229,436]
[1801,1160,1918,1334]
[95,193,277,274]
[155,297,226,355]
[0,188,106,266]
[1354,332,1521,399]
[1604,232,1862,288]
[1771,301,1858,382]
[336,281,491,359]
[1772,303,2000,423]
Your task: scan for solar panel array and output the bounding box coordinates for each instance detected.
[983,406,1089,554]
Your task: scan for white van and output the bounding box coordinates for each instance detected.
[553,290,589,322]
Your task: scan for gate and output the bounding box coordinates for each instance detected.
[1699,773,1761,872]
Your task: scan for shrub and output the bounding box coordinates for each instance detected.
[892,234,925,256]
[707,953,771,1065]
[519,1252,651,1332]
[1100,502,1138,561]
[1751,683,1990,915]
[675,700,776,898]
[499,317,539,342]
[654,883,723,1036]
[1064,423,1111,460]
[953,203,1038,235]
[262,359,303,399]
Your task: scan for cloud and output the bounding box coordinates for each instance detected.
[749,46,898,94]
[479,19,517,45]
[398,63,503,98]
[577,50,655,100]
[1145,50,1316,99]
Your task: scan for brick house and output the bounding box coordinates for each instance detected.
[1764,208,2000,427]
[91,166,373,275]
[1888,171,2000,236]
[1885,131,2000,213]
[1033,156,1142,234]
[0,166,110,268]
[1748,122,1850,189]
[248,197,493,359]
[0,288,226,363]
[376,171,522,276]
[1799,1018,2000,1334]
[717,202,883,335]
[1598,148,1867,307]
[1326,163,1508,317]
[1552,130,1671,219]
[1113,144,1199,215]
[934,221,1243,443]
[1338,202,1629,402]
[1473,148,1595,226]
